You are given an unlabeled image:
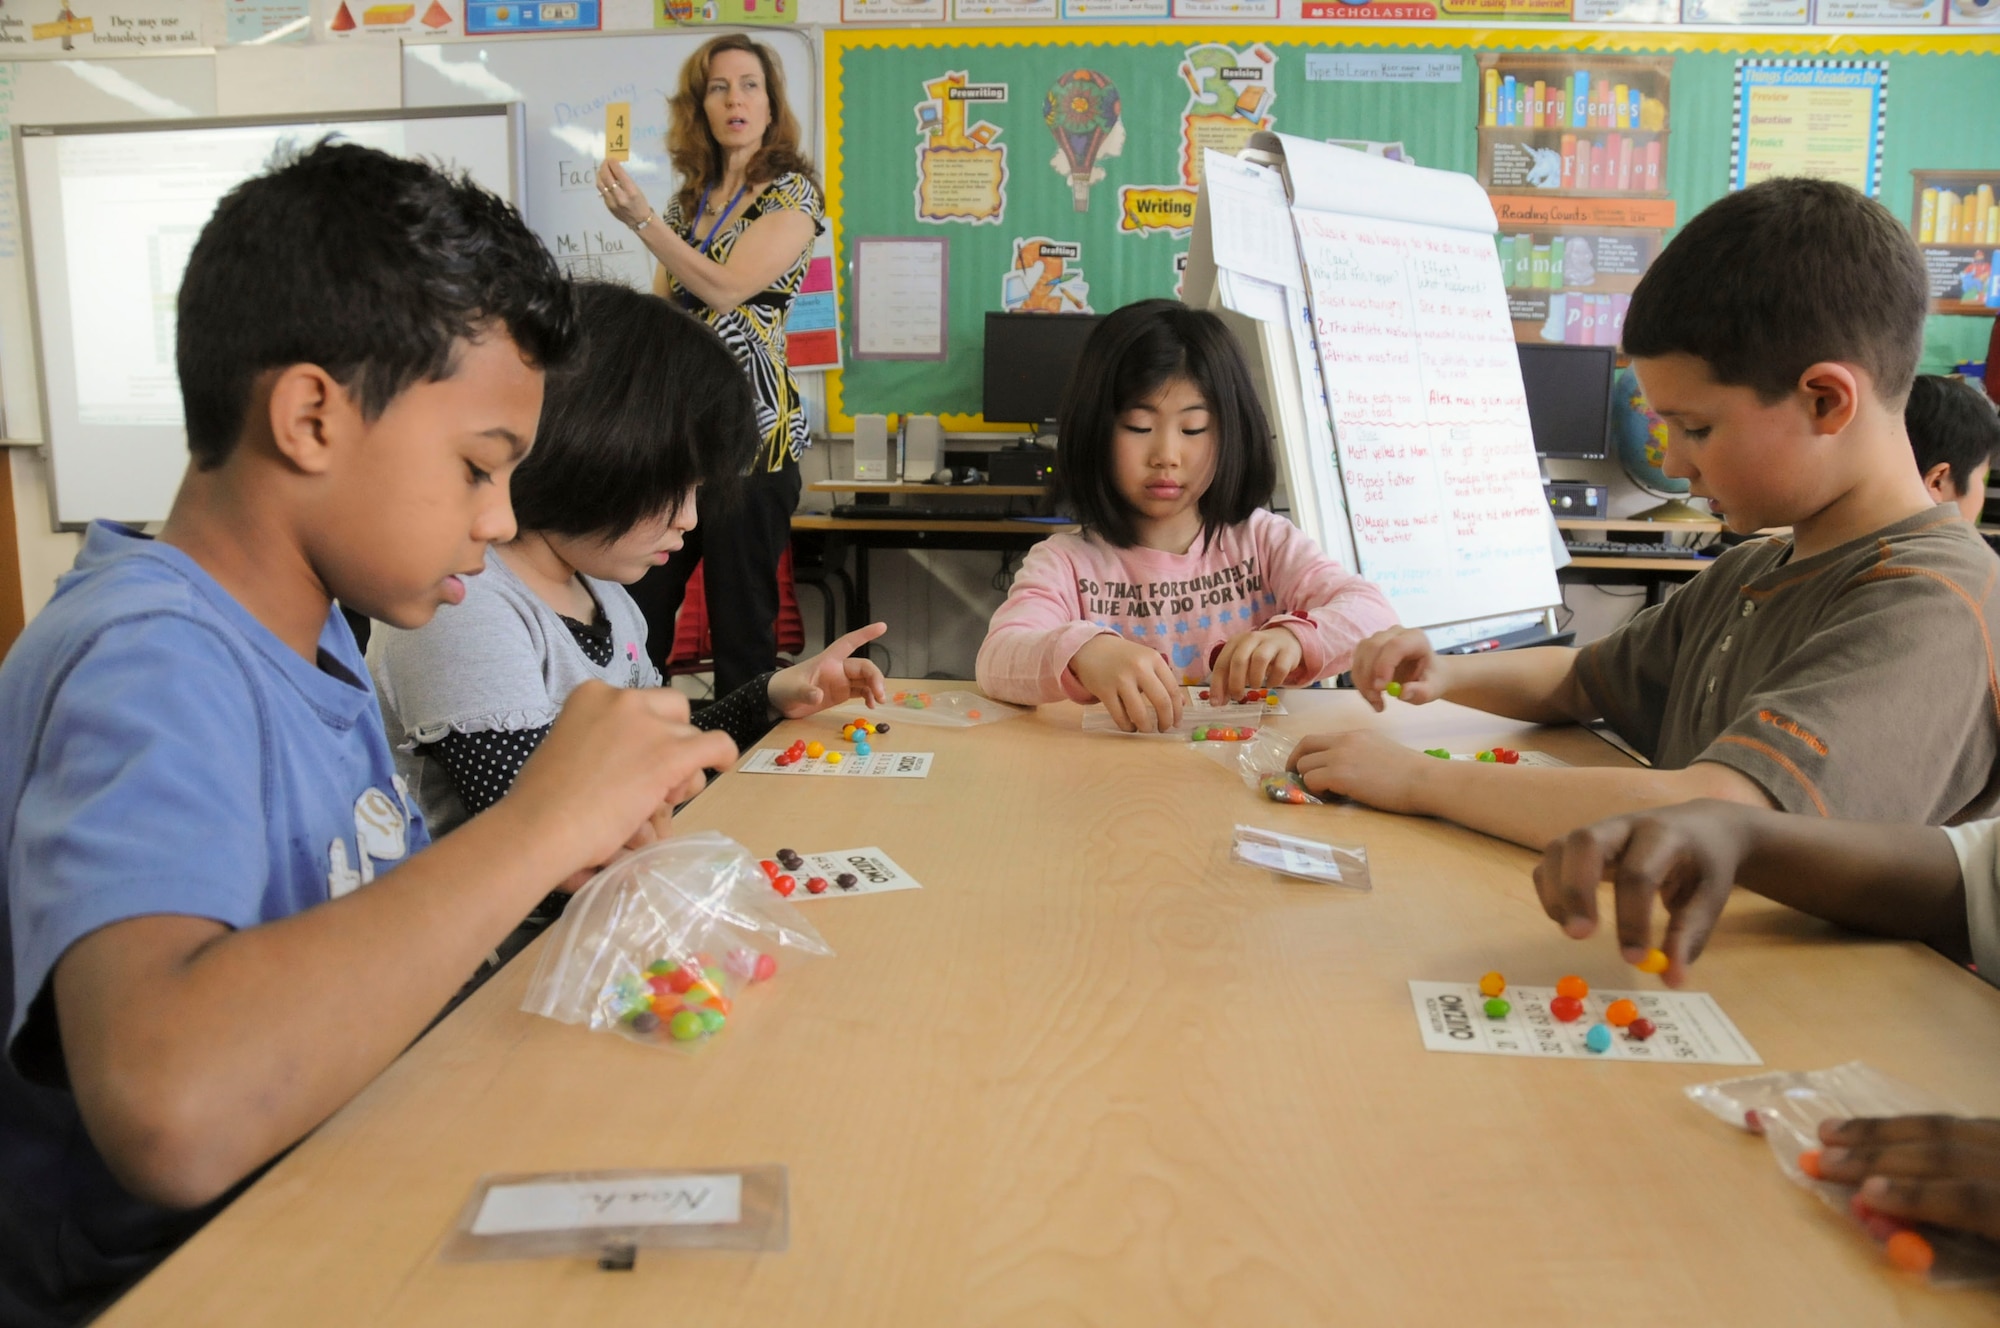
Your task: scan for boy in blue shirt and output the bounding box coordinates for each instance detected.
[0,142,735,1326]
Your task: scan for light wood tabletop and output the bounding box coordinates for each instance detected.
[100,689,2000,1327]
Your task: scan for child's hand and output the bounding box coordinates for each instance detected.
[1532,800,1758,987]
[1350,626,1444,712]
[1289,731,1428,811]
[1816,1116,2000,1242]
[507,681,737,874]
[1210,628,1303,701]
[1069,635,1185,733]
[555,800,680,894]
[769,622,890,718]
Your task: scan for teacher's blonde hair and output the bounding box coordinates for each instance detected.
[668,34,820,223]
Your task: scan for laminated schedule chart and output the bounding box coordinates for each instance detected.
[1409,981,1761,1064]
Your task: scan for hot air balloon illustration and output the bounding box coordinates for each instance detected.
[1044,70,1121,213]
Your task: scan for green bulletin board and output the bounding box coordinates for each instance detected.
[823,26,2000,431]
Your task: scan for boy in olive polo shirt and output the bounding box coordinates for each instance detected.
[1288,177,2000,849]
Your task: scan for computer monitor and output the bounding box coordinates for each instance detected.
[983,311,1104,429]
[1517,343,1616,460]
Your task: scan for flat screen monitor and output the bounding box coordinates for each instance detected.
[982,311,1103,428]
[1517,343,1616,460]
[16,105,520,525]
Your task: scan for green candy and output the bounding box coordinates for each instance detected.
[698,1008,726,1033]
[668,1010,705,1041]
[1484,997,1511,1019]
[646,959,676,976]
[1192,727,1208,741]
[1477,750,1497,762]
[1386,681,1403,698]
[703,966,726,986]
[1424,748,1450,759]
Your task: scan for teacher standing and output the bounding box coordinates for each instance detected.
[596,33,824,695]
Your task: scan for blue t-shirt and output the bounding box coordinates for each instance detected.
[0,523,429,1327]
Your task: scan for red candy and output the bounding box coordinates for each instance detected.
[1626,1017,1657,1041]
[759,859,781,880]
[667,967,698,994]
[772,874,796,897]
[753,953,778,982]
[1549,995,1584,1022]
[806,876,829,895]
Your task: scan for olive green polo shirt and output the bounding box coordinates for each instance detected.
[1576,505,2000,823]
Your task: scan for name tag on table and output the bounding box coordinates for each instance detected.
[785,847,923,898]
[443,1166,790,1261]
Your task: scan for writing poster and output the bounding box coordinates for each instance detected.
[914,70,1008,226]
[1294,208,1556,628]
[1732,61,1888,197]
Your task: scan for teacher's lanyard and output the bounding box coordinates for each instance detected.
[692,184,748,256]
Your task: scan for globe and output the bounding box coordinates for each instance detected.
[1611,366,1688,497]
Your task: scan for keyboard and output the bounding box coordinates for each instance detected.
[1563,540,1704,560]
[831,504,1022,521]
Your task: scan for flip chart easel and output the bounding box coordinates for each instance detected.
[1187,133,1562,637]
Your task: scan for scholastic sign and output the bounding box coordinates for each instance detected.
[1303,0,1438,18]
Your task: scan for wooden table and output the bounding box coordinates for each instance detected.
[102,691,2000,1326]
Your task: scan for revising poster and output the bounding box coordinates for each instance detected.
[1731,60,1888,197]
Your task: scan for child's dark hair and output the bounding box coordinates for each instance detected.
[510,282,757,539]
[1054,299,1275,549]
[1621,177,1927,406]
[177,138,578,469]
[1907,374,2000,496]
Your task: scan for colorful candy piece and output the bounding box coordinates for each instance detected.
[1483,997,1511,1018]
[630,1010,660,1034]
[966,710,981,720]
[1424,748,1450,759]
[698,1008,727,1034]
[1265,695,1280,707]
[1585,1023,1613,1053]
[1886,1231,1935,1274]
[1549,995,1584,1022]
[1797,1149,1824,1180]
[668,1010,705,1041]
[893,691,907,702]
[724,948,760,981]
[1476,750,1497,762]
[772,874,796,896]
[1636,948,1669,974]
[856,743,872,757]
[777,848,801,865]
[1555,975,1588,1000]
[646,959,675,976]
[1478,971,1506,998]
[1604,998,1638,1027]
[759,859,781,880]
[1199,690,1212,700]
[1192,726,1208,741]
[826,751,843,764]
[1241,727,1257,740]
[753,953,778,982]
[666,967,698,994]
[1385,681,1403,698]
[836,872,859,891]
[805,741,824,759]
[1627,1017,1657,1041]
[806,876,829,894]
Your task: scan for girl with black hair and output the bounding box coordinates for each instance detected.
[369,282,884,840]
[975,299,1394,733]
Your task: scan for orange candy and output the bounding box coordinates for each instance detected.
[1555,975,1588,1001]
[1604,998,1638,1027]
[1886,1230,1935,1274]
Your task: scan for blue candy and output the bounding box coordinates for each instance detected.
[1585,1023,1612,1054]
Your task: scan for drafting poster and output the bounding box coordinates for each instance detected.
[1003,236,1091,313]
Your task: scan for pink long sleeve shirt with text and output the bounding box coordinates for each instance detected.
[976,508,1399,705]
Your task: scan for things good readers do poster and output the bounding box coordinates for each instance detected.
[823,28,2000,432]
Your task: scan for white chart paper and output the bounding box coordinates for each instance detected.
[853,238,946,359]
[741,749,933,778]
[1409,981,1761,1065]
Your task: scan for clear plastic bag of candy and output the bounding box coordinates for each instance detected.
[1187,684,1289,715]
[521,833,833,1051]
[1081,702,1265,739]
[1192,728,1324,804]
[826,689,1019,728]
[1231,824,1371,890]
[1686,1061,2000,1285]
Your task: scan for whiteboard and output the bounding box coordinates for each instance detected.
[402,29,819,290]
[16,105,518,525]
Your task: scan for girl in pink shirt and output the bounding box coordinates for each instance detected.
[976,300,1396,731]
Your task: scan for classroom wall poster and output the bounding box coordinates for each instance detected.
[1061,0,1167,18]
[1172,0,1278,16]
[0,0,200,52]
[1911,171,2000,313]
[842,0,941,18]
[953,0,1054,16]
[321,0,454,38]
[914,70,1009,226]
[1299,0,1437,18]
[1178,44,1274,188]
[1572,0,1676,20]
[1440,0,1568,19]
[224,0,310,42]
[465,0,600,33]
[1812,0,1943,21]
[786,230,841,370]
[1045,69,1123,212]
[1731,60,1888,197]
[653,0,792,22]
[1948,0,2000,22]
[1003,236,1092,313]
[1684,0,1809,22]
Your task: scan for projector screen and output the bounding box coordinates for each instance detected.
[16,105,520,526]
